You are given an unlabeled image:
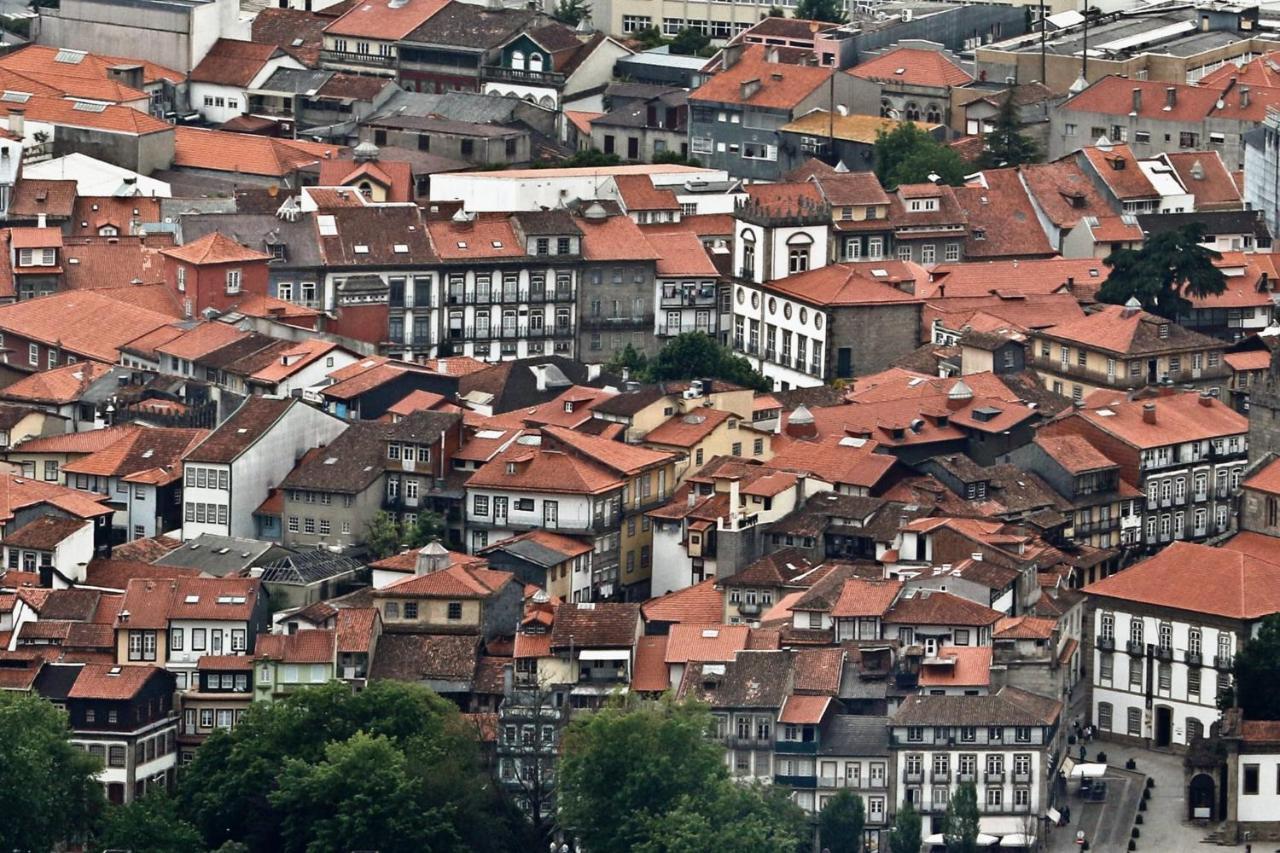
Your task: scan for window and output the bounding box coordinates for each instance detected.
[171,628,184,651]
[1244,763,1260,795]
[226,269,241,294]
[1098,701,1113,731]
[473,494,489,517]
[1099,652,1113,682]
[27,343,37,366]
[447,602,463,620]
[108,746,126,767]
[192,628,206,651]
[1127,707,1141,736]
[403,602,418,620]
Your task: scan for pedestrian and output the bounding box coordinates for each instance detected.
[1079,743,1086,761]
[1064,804,1071,824]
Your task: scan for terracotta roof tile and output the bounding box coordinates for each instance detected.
[82,556,196,590]
[380,561,513,598]
[68,663,167,700]
[1,361,115,405]
[1245,458,1280,494]
[174,127,345,178]
[190,39,282,87]
[691,45,832,110]
[184,396,295,464]
[642,577,724,622]
[325,0,450,40]
[162,231,272,265]
[631,634,669,692]
[614,174,680,211]
[1034,434,1117,475]
[0,94,170,136]
[1065,390,1246,449]
[918,645,993,687]
[335,607,378,654]
[550,601,639,648]
[664,623,749,663]
[256,629,335,663]
[0,291,175,363]
[849,46,971,88]
[884,590,1002,626]
[1161,151,1241,211]
[3,516,89,550]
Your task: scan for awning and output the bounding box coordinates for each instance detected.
[980,817,1026,836]
[1000,834,1036,848]
[923,834,945,846]
[975,834,999,846]
[579,649,629,661]
[1046,807,1061,824]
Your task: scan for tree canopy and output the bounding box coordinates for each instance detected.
[977,93,1040,168]
[557,698,807,853]
[875,123,969,189]
[552,0,590,26]
[96,792,203,853]
[944,782,981,853]
[364,510,447,558]
[819,789,866,853]
[0,692,104,852]
[605,332,772,392]
[1097,222,1225,318]
[889,802,923,853]
[795,0,847,23]
[177,680,527,853]
[669,27,711,56]
[1233,614,1280,720]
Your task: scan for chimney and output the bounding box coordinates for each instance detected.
[1241,85,1251,108]
[729,478,741,524]
[37,213,46,229]
[8,107,24,137]
[785,404,818,439]
[1165,87,1177,109]
[1131,88,1142,114]
[414,540,450,576]
[1199,391,1214,407]
[1142,402,1157,424]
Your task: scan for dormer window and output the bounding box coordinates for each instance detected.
[506,462,517,475]
[564,401,575,413]
[1158,323,1169,339]
[909,198,939,212]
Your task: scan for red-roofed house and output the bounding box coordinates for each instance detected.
[321,0,451,77]
[189,39,306,125]
[161,232,271,315]
[848,44,973,129]
[178,654,253,760]
[373,547,520,641]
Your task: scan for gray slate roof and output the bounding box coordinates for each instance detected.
[819,714,890,756]
[259,551,364,586]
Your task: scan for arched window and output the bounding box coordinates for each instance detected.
[538,95,555,109]
[786,233,813,275]
[1130,618,1144,646]
[1097,702,1113,731]
[740,229,756,277]
[905,102,920,121]
[511,50,525,70]
[925,103,942,123]
[879,99,892,118]
[357,181,374,200]
[529,52,544,72]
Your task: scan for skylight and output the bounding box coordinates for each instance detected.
[317,215,337,236]
[393,243,409,253]
[55,49,86,64]
[353,244,369,254]
[0,91,30,103]
[457,241,468,249]
[72,101,109,113]
[184,594,200,604]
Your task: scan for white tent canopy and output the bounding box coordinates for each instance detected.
[1070,763,1108,778]
[975,834,1000,846]
[1000,834,1036,847]
[923,834,946,845]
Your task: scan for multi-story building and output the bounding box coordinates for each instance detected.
[252,630,337,702]
[372,544,520,641]
[886,183,967,265]
[1083,538,1280,748]
[181,396,346,541]
[576,204,660,361]
[688,45,874,182]
[1028,301,1230,402]
[848,42,972,129]
[177,655,253,763]
[479,25,631,113]
[890,687,1063,834]
[816,715,894,847]
[318,0,440,78]
[430,210,578,363]
[115,575,271,692]
[466,427,675,600]
[396,3,547,94]
[49,663,179,804]
[652,231,721,343]
[1039,391,1249,550]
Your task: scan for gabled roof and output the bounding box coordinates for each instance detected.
[0,361,115,405]
[1065,390,1247,449]
[893,685,1061,726]
[324,0,451,40]
[885,589,1002,626]
[63,426,207,482]
[0,94,171,136]
[183,396,296,464]
[256,629,335,664]
[380,561,513,598]
[848,46,972,88]
[642,577,724,623]
[550,601,640,649]
[117,576,261,629]
[1244,457,1280,495]
[68,663,167,700]
[1079,144,1159,201]
[763,262,923,308]
[174,127,345,178]
[1038,303,1222,356]
[0,291,176,362]
[918,645,993,687]
[189,38,284,87]
[1085,539,1280,620]
[664,623,749,663]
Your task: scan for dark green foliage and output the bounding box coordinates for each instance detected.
[978,93,1041,168]
[1097,223,1225,318]
[888,802,923,853]
[607,332,770,391]
[96,792,203,853]
[944,781,981,853]
[819,789,866,853]
[1234,614,1280,720]
[795,0,847,23]
[557,698,807,853]
[874,123,969,189]
[552,0,590,25]
[177,681,525,853]
[364,510,447,558]
[537,149,622,169]
[670,28,711,56]
[653,150,703,167]
[0,692,104,852]
[631,26,666,48]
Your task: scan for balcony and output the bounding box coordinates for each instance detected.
[1075,518,1120,535]
[657,323,716,337]
[580,315,654,331]
[957,771,976,783]
[737,601,761,616]
[904,770,924,784]
[727,735,771,749]
[1013,771,1032,784]
[1215,654,1233,670]
[775,774,818,789]
[932,770,951,783]
[447,289,574,305]
[659,290,717,308]
[1126,640,1145,655]
[985,771,1005,784]
[1096,635,1115,651]
[775,740,818,754]
[320,49,397,72]
[1186,651,1203,667]
[1154,644,1174,662]
[482,65,566,87]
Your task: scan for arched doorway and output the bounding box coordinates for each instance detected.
[1189,772,1215,821]
[1155,705,1173,747]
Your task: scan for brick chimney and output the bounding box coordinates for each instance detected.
[1142,402,1157,424]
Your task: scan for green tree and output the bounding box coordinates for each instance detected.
[178,681,519,853]
[404,511,447,549]
[552,0,590,26]
[631,25,666,48]
[0,692,104,852]
[604,342,649,378]
[271,732,460,853]
[795,0,846,22]
[645,332,771,392]
[944,781,981,853]
[365,510,404,559]
[670,27,711,56]
[820,789,866,853]
[96,792,204,853]
[1097,222,1225,318]
[638,782,808,853]
[889,802,923,853]
[558,698,735,853]
[766,5,785,15]
[653,150,704,167]
[874,123,969,189]
[978,92,1040,168]
[1233,614,1280,719]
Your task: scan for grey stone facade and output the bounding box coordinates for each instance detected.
[827,302,922,380]
[577,259,659,362]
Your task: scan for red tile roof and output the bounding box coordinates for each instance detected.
[764,262,923,308]
[921,257,1108,299]
[1038,303,1219,355]
[68,663,166,700]
[778,693,832,724]
[691,44,832,110]
[1086,539,1280,619]
[1161,151,1241,211]
[0,473,113,523]
[324,0,450,40]
[831,577,904,618]
[256,629,336,663]
[0,291,176,362]
[1079,144,1158,200]
[643,408,733,448]
[380,562,513,598]
[82,556,196,591]
[918,645,993,687]
[0,93,170,136]
[118,576,261,629]
[1034,434,1117,474]
[1067,390,1246,449]
[184,396,295,464]
[1245,458,1280,494]
[1,361,115,405]
[664,623,749,663]
[631,634,669,692]
[336,607,378,654]
[0,44,182,89]
[426,215,526,261]
[577,211,660,262]
[994,615,1057,640]
[174,127,345,178]
[885,590,1002,626]
[652,230,718,277]
[642,577,724,622]
[614,174,680,211]
[848,46,972,88]
[189,39,283,87]
[162,231,271,265]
